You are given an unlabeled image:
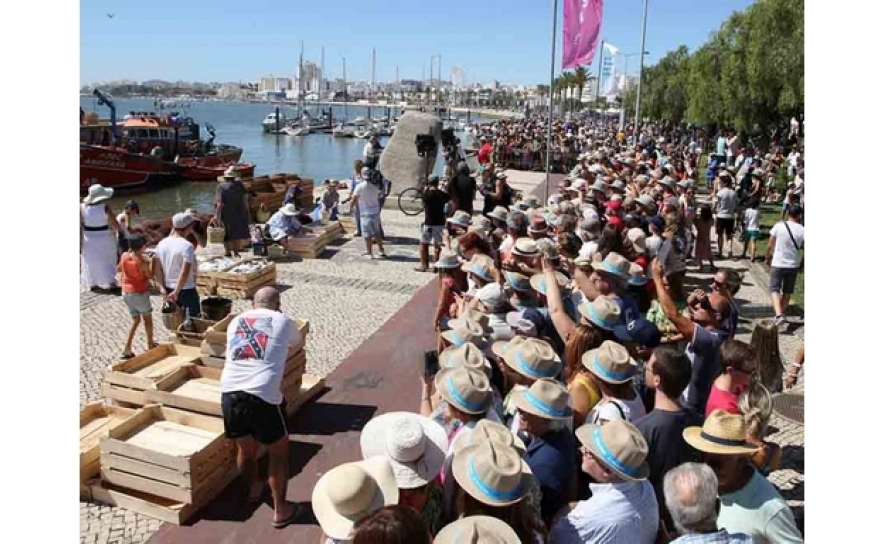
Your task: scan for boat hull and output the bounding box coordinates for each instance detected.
[183,162,256,182]
[80,145,185,193]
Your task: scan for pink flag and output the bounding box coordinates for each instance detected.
[562,0,604,70]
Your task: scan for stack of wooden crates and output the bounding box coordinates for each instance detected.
[80,314,324,524]
[195,257,277,300]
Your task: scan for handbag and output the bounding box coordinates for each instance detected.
[782,221,804,272]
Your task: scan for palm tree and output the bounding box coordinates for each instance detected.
[573,66,589,112]
[552,77,563,112]
[560,72,576,112]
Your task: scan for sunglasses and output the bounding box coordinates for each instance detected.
[711,280,727,290]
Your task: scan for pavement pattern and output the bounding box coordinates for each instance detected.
[79,172,804,542]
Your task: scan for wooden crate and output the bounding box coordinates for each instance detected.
[100,405,236,504]
[339,215,357,235]
[285,374,325,417]
[171,318,218,348]
[104,344,204,391]
[145,364,224,417]
[81,403,140,488]
[196,256,243,287]
[213,260,277,291]
[201,317,308,358]
[101,382,149,408]
[286,221,344,259]
[215,276,277,300]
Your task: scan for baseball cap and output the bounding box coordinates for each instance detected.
[648,215,665,232]
[613,318,662,348]
[172,212,195,229]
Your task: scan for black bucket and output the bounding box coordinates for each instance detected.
[201,297,233,321]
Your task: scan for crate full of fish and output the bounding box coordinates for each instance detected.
[196,256,243,281]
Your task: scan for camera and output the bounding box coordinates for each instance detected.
[415,134,437,158]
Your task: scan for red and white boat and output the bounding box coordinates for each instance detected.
[178,161,256,182]
[80,90,246,194]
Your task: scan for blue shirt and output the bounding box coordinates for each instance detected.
[266,210,302,241]
[551,480,659,544]
[522,429,575,524]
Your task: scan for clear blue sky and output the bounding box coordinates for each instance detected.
[80,0,755,86]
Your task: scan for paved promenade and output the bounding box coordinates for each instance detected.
[79,172,803,542]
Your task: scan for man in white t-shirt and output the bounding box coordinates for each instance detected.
[220,286,302,529]
[154,212,200,317]
[713,175,738,259]
[766,205,804,326]
[350,169,387,259]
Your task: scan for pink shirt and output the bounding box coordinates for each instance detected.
[705,385,740,418]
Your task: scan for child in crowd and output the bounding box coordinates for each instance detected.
[117,234,156,359]
[741,199,761,261]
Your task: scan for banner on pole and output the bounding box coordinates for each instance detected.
[562,0,604,70]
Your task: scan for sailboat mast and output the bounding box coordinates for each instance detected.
[320,46,325,117]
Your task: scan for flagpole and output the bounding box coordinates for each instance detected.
[634,0,650,136]
[544,0,558,202]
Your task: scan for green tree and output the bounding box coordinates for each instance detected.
[573,66,589,111]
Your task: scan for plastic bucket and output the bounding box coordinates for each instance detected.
[161,301,184,331]
[201,297,233,321]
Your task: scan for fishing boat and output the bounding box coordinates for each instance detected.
[182,161,256,182]
[80,90,243,193]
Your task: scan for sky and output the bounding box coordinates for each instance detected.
[80,0,756,86]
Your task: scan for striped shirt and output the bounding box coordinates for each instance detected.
[550,481,659,544]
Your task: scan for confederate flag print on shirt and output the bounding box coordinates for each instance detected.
[230,316,273,361]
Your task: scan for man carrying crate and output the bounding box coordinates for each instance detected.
[219,286,303,529]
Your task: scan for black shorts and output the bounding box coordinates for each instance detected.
[769,266,800,295]
[221,391,288,445]
[716,217,735,237]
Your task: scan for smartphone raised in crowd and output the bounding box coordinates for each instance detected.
[424,350,440,377]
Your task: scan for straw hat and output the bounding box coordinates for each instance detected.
[577,295,622,330]
[439,342,492,375]
[511,238,540,258]
[683,410,761,455]
[434,516,521,544]
[359,412,447,489]
[529,272,570,297]
[503,271,532,293]
[528,216,549,234]
[590,252,631,279]
[447,210,472,228]
[218,165,240,181]
[582,340,638,384]
[636,195,656,210]
[440,319,488,348]
[469,216,492,235]
[487,206,509,222]
[461,254,496,282]
[311,457,399,540]
[521,196,540,209]
[658,177,676,191]
[611,180,627,193]
[627,263,649,286]
[575,419,650,481]
[452,309,493,335]
[626,228,647,254]
[433,249,462,269]
[497,336,562,380]
[434,366,492,415]
[280,203,299,216]
[511,378,573,420]
[449,419,527,456]
[452,439,533,507]
[82,184,114,205]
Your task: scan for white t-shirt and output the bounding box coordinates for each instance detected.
[646,234,663,259]
[220,308,302,405]
[769,221,804,268]
[743,208,760,231]
[577,239,598,260]
[715,188,737,218]
[352,180,381,215]
[155,236,196,290]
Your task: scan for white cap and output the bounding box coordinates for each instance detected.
[477,283,507,313]
[172,212,195,229]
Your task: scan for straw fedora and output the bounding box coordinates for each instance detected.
[511,238,540,258]
[521,196,540,209]
[449,419,527,456]
[439,342,492,375]
[575,419,650,481]
[591,252,631,279]
[434,515,521,544]
[528,216,549,234]
[433,249,462,269]
[434,366,492,415]
[453,309,493,335]
[82,184,114,205]
[461,254,495,282]
[529,272,570,297]
[487,206,509,222]
[447,210,472,228]
[627,263,649,286]
[511,378,573,420]
[217,165,240,181]
[499,337,562,380]
[359,412,447,489]
[469,216,492,235]
[582,340,638,384]
[591,180,607,194]
[311,456,399,540]
[440,319,488,348]
[280,203,299,216]
[636,194,656,210]
[626,228,647,254]
[504,271,532,293]
[577,295,622,331]
[658,177,676,191]
[683,410,761,455]
[452,439,533,507]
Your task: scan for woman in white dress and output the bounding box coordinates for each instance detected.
[81,184,123,292]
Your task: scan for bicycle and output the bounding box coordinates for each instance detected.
[397,184,426,216]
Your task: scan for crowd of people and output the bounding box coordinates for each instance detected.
[80,116,805,542]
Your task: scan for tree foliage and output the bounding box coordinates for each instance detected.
[635,0,803,135]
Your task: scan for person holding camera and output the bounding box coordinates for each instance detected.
[351,168,388,259]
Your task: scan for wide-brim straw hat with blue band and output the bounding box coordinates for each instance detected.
[578,295,622,331]
[434,366,492,415]
[449,419,527,457]
[447,210,472,228]
[683,409,761,456]
[451,439,533,507]
[440,319,488,349]
[438,342,492,376]
[487,205,509,222]
[498,337,562,381]
[582,340,638,385]
[433,249,462,269]
[575,419,650,482]
[461,254,496,282]
[511,378,573,420]
[529,272,570,297]
[504,271,532,293]
[590,252,631,279]
[627,262,650,286]
[434,516,521,544]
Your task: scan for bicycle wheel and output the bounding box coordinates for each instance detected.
[398,187,425,216]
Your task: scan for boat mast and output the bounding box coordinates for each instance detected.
[343,56,348,121]
[299,41,305,119]
[320,46,325,118]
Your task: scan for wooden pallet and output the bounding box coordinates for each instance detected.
[104,344,204,391]
[100,405,236,504]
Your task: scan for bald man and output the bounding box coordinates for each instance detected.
[220,286,302,528]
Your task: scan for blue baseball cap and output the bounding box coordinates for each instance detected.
[613,318,661,348]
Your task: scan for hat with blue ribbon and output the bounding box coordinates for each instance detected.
[511,378,573,421]
[575,419,650,481]
[434,366,492,416]
[499,337,562,381]
[590,252,631,279]
[451,438,533,507]
[578,295,622,331]
[581,340,637,385]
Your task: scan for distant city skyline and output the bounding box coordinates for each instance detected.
[80,1,755,86]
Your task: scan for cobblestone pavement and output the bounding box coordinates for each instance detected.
[80,174,804,541]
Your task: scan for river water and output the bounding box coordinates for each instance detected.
[80,97,482,219]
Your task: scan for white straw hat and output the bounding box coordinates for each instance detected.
[359,412,448,489]
[82,184,114,205]
[434,516,521,544]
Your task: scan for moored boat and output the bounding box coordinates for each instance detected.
[182,162,257,182]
